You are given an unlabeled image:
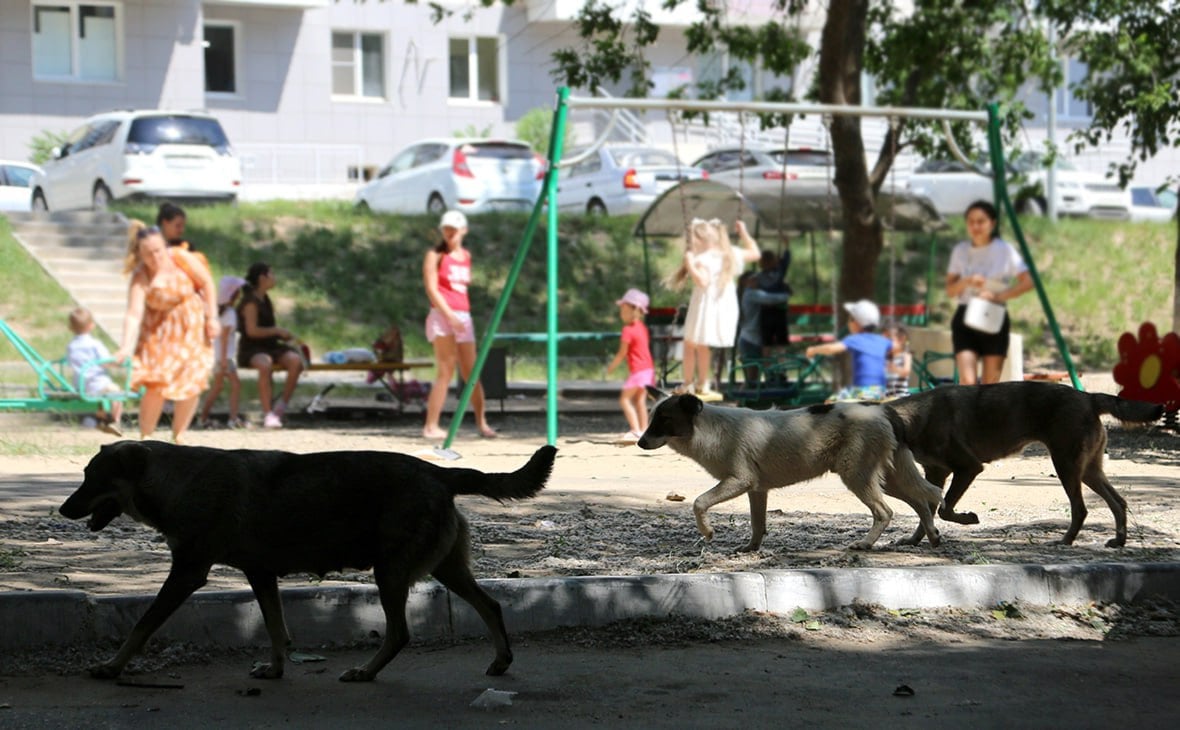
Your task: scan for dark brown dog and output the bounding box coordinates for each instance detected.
[887,381,1162,547]
[59,441,556,681]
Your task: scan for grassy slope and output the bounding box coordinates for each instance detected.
[2,203,1175,375]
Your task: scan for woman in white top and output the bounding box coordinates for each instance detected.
[945,200,1034,384]
[669,218,760,396]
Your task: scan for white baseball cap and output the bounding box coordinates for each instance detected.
[843,299,880,328]
[439,210,468,230]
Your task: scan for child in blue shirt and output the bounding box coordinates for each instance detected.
[805,299,892,400]
[66,308,124,436]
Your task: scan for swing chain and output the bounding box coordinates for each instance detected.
[668,109,692,244]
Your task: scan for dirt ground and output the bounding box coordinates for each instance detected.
[2,380,1180,725]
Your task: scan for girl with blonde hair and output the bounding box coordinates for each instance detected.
[669,217,761,396]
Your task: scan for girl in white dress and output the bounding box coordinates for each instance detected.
[668,218,761,396]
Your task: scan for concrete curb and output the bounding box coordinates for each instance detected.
[3,563,1179,651]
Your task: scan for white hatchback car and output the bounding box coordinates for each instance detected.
[0,161,41,212]
[355,138,544,215]
[905,153,1132,220]
[30,110,241,211]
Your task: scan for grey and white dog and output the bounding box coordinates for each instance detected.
[638,389,943,552]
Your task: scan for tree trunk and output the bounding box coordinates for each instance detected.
[818,0,882,318]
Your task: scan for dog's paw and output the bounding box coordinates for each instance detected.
[338,667,376,682]
[940,509,980,525]
[736,541,762,553]
[1106,536,1126,548]
[249,661,284,679]
[848,540,874,551]
[926,530,942,548]
[486,652,513,676]
[88,663,121,680]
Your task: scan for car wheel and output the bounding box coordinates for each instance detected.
[31,190,48,212]
[1019,196,1046,217]
[586,199,608,216]
[427,194,447,215]
[92,182,112,211]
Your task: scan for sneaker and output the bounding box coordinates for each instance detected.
[272,399,288,418]
[227,416,248,430]
[263,412,283,429]
[196,418,213,430]
[97,421,123,438]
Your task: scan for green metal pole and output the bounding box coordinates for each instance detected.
[985,103,1082,390]
[545,87,571,443]
[440,87,571,450]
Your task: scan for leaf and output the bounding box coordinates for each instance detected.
[790,607,810,623]
[804,620,821,631]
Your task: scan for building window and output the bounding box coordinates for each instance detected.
[332,31,385,99]
[204,22,239,95]
[448,36,500,103]
[32,2,121,82]
[1056,56,1093,121]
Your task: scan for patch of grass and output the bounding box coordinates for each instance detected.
[0,216,78,363]
[4,205,1177,376]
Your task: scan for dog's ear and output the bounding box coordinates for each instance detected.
[679,394,704,416]
[646,385,669,401]
[110,441,152,479]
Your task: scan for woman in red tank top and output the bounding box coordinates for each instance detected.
[422,210,496,439]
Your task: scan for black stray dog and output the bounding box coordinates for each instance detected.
[886,382,1163,547]
[59,441,556,681]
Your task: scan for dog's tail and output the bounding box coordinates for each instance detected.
[440,445,556,502]
[1091,393,1165,424]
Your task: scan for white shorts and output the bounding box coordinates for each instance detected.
[425,309,475,344]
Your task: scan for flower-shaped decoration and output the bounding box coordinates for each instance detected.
[1113,322,1180,412]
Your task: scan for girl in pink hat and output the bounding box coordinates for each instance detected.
[606,288,655,443]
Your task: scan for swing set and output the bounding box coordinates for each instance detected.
[435,88,1081,453]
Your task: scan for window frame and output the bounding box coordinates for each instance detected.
[330,29,387,102]
[447,35,504,105]
[31,1,123,84]
[203,19,242,99]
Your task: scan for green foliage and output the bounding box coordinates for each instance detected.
[27,129,70,166]
[454,123,494,138]
[1045,0,1180,187]
[515,106,577,153]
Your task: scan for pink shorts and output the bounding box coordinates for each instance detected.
[623,368,655,390]
[425,308,475,344]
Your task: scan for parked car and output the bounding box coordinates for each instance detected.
[904,153,1132,220]
[691,145,832,187]
[0,161,41,212]
[1130,186,1177,223]
[554,144,707,216]
[29,110,241,211]
[355,139,544,215]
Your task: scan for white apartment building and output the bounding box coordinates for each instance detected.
[0,1,1170,198]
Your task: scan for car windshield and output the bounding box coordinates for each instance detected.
[609,149,679,167]
[460,142,534,160]
[5,166,35,186]
[127,116,230,147]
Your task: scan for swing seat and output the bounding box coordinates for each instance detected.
[0,318,138,415]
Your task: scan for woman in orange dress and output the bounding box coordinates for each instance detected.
[114,220,218,442]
